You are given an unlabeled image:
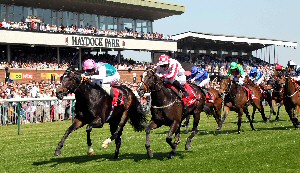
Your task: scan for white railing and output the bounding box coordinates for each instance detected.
[0,96,75,135]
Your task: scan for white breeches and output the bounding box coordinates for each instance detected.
[254,76,264,85]
[164,74,187,85]
[199,78,210,87]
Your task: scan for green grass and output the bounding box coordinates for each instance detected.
[1,107,300,173]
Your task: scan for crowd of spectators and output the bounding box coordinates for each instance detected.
[0,77,146,126]
[0,17,172,40]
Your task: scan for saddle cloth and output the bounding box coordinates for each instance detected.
[242,86,257,100]
[204,89,214,103]
[111,87,124,106]
[166,83,197,106]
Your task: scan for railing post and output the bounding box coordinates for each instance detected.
[17,102,21,135]
[71,100,75,122]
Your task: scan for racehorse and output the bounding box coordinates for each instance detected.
[263,76,284,121]
[283,76,300,128]
[182,86,223,132]
[137,69,205,158]
[55,67,147,159]
[242,76,268,122]
[219,77,268,133]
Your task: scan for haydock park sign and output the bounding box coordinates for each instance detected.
[65,36,124,48]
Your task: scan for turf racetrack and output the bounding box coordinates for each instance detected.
[1,107,300,173]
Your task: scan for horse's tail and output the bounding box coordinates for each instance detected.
[128,97,148,132]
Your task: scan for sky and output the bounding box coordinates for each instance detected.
[123,0,300,66]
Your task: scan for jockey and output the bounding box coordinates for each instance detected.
[83,59,122,105]
[274,64,284,78]
[292,65,300,82]
[248,66,264,85]
[155,54,190,98]
[287,60,297,76]
[190,64,210,88]
[227,62,245,85]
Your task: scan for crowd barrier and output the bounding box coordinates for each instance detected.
[0,96,75,135]
[0,94,152,134]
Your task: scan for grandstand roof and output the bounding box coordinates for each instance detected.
[2,0,185,21]
[172,31,297,52]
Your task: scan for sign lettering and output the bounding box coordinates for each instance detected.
[11,73,22,80]
[70,36,120,48]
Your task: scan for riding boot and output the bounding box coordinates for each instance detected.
[106,106,114,122]
[173,80,190,98]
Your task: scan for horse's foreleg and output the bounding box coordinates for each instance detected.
[182,114,191,134]
[257,100,268,122]
[237,108,243,134]
[275,103,282,121]
[285,107,298,128]
[222,106,230,124]
[216,108,223,130]
[86,116,102,156]
[167,120,180,159]
[145,120,159,158]
[102,110,128,149]
[244,105,255,131]
[251,106,256,122]
[185,112,200,150]
[54,118,84,156]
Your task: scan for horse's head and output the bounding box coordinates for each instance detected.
[137,69,162,97]
[219,78,231,94]
[56,67,83,100]
[244,76,254,86]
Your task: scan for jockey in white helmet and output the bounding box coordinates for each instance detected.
[155,54,189,98]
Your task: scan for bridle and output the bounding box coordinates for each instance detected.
[138,70,179,109]
[61,71,85,94]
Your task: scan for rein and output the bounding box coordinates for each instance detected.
[141,72,179,109]
[152,99,179,109]
[285,78,299,98]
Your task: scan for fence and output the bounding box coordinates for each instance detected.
[0,96,75,135]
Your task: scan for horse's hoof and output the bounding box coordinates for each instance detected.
[114,154,119,159]
[184,130,189,134]
[237,131,241,134]
[147,150,153,158]
[167,152,175,159]
[88,151,95,156]
[87,147,94,156]
[102,138,112,149]
[217,125,222,131]
[185,144,191,150]
[54,150,61,156]
[252,128,256,131]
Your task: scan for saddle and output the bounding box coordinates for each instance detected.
[202,88,214,103]
[111,87,124,107]
[166,83,197,106]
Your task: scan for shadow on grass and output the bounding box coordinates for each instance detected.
[32,151,185,167]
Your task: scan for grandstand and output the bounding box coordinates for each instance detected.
[0,0,184,69]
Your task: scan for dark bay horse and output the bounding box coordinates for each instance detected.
[55,67,147,158]
[264,77,284,121]
[283,76,300,128]
[137,69,205,158]
[219,77,268,133]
